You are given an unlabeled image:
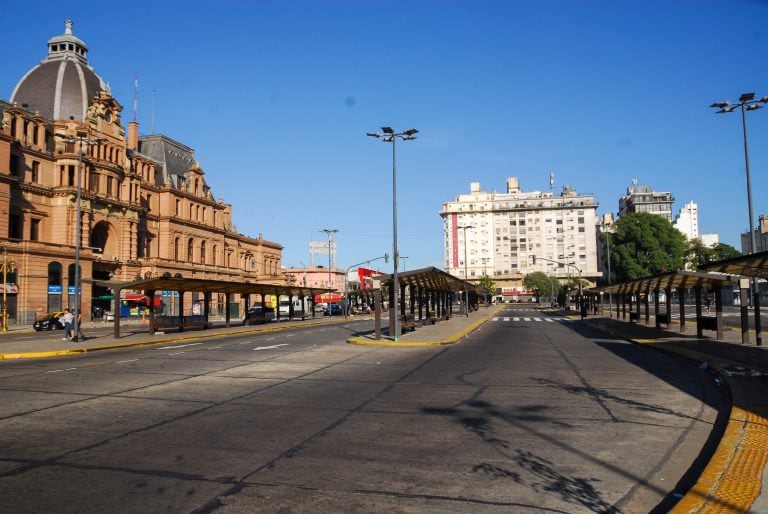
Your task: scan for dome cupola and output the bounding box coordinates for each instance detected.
[10,19,105,121]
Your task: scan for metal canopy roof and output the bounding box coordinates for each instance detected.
[88,277,327,299]
[595,270,739,295]
[375,266,476,293]
[699,250,768,279]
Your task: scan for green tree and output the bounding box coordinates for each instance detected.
[477,274,496,293]
[524,272,560,302]
[611,212,686,281]
[684,239,742,270]
[710,242,741,262]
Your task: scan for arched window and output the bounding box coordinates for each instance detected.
[212,245,217,266]
[200,241,206,264]
[174,238,180,261]
[187,238,194,262]
[48,262,62,286]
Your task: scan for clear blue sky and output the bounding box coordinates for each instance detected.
[3,1,767,272]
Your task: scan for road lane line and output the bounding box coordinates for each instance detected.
[254,343,290,351]
[156,342,203,350]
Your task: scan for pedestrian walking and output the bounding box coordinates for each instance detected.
[60,308,74,341]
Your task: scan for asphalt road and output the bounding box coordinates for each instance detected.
[0,309,725,513]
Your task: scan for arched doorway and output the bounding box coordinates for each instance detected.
[90,221,116,320]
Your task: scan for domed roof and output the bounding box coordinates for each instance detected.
[10,20,105,121]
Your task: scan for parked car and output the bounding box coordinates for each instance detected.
[324,303,343,316]
[243,306,276,325]
[32,311,65,331]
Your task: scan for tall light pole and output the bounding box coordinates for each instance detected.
[711,92,767,346]
[321,229,338,308]
[367,127,418,341]
[604,230,613,317]
[533,255,582,315]
[458,225,474,315]
[56,130,103,342]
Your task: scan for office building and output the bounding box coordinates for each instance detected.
[618,180,674,222]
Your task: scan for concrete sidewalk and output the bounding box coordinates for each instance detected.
[2,306,767,511]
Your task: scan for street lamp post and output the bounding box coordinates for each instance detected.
[1,247,17,331]
[367,127,418,341]
[605,231,613,317]
[321,229,338,311]
[55,130,103,342]
[458,225,474,315]
[533,255,583,316]
[343,254,389,318]
[711,92,767,346]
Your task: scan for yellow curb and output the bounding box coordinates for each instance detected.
[670,405,768,513]
[347,307,502,347]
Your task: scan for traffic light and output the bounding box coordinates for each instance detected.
[531,255,536,264]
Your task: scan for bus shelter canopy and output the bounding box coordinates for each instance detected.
[375,266,477,293]
[699,250,768,280]
[594,270,739,296]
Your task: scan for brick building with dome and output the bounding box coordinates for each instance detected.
[0,20,284,325]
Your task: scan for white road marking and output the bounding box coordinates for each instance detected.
[116,359,138,363]
[254,343,290,351]
[156,342,203,350]
[46,368,77,373]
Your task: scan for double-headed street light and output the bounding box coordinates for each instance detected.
[711,92,766,346]
[55,130,103,342]
[367,127,418,341]
[458,225,474,315]
[321,229,338,308]
[533,255,583,316]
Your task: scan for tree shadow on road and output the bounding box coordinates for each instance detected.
[423,399,622,513]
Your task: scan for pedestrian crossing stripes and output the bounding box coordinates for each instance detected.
[492,316,574,322]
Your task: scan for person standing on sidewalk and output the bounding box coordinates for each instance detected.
[75,309,85,340]
[60,308,74,341]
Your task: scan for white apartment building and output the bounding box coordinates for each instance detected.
[673,201,719,246]
[441,178,601,295]
[673,201,700,240]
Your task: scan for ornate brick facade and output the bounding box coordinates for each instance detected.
[0,21,283,325]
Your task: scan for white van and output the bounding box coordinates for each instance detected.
[278,297,311,317]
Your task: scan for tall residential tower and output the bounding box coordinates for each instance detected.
[441,178,600,299]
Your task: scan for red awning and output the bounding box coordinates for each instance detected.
[314,293,342,303]
[122,294,163,307]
